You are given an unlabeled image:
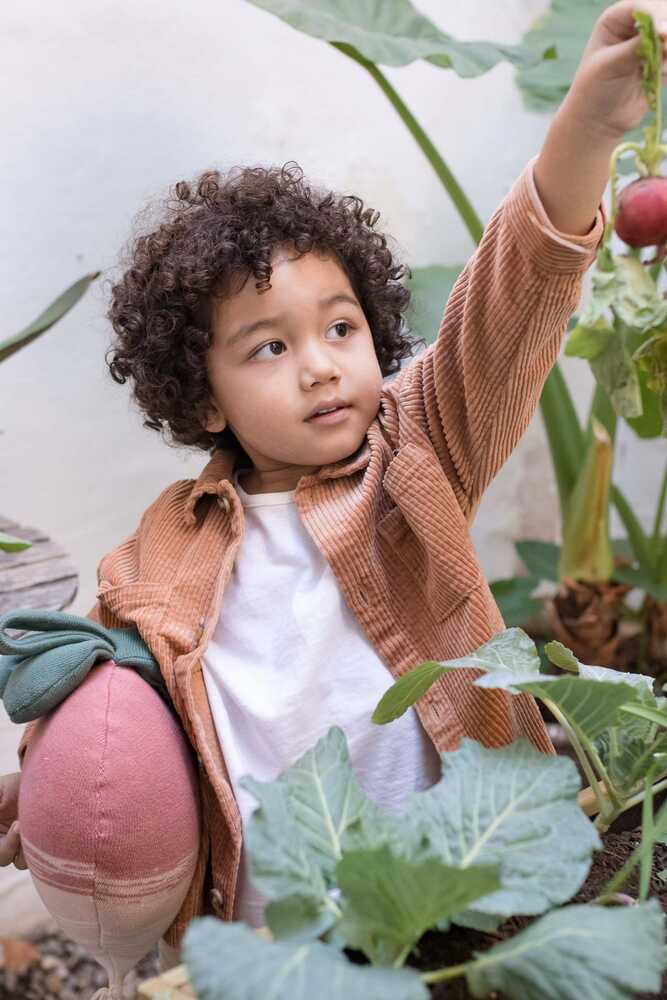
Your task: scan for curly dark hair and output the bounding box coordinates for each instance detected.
[104,160,424,458]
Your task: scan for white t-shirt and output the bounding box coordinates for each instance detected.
[201,468,442,928]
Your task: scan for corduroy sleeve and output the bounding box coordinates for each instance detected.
[383,154,607,522]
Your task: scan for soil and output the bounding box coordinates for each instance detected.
[344,830,667,999]
[0,925,160,999]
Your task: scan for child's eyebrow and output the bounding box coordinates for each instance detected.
[225,292,360,350]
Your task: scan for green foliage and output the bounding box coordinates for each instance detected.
[404,265,463,346]
[464,900,664,1000]
[244,0,554,75]
[376,627,667,831]
[488,576,542,626]
[0,272,99,365]
[516,0,608,111]
[183,917,429,999]
[182,712,664,998]
[1,270,100,553]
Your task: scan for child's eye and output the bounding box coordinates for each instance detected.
[250,321,353,360]
[327,321,353,340]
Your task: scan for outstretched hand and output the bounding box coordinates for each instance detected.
[0,772,27,869]
[567,0,667,139]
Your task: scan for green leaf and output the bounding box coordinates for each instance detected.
[264,893,338,943]
[372,659,449,724]
[514,540,560,582]
[632,331,667,434]
[518,676,641,742]
[626,363,664,438]
[239,775,328,903]
[543,640,579,673]
[335,846,500,966]
[516,0,607,112]
[427,627,544,690]
[465,900,665,1000]
[539,365,585,516]
[603,732,667,798]
[565,315,615,360]
[589,328,643,420]
[612,564,667,601]
[405,264,464,346]
[577,661,655,697]
[241,727,380,895]
[0,272,100,364]
[607,257,667,333]
[372,628,644,743]
[635,10,662,114]
[488,576,542,627]
[244,0,552,75]
[0,533,32,553]
[612,536,635,562]
[621,702,667,729]
[404,739,599,920]
[182,917,429,1000]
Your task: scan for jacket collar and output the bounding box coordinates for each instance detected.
[183,435,372,528]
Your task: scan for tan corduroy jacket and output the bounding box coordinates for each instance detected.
[18,155,606,949]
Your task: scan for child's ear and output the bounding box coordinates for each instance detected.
[204,402,226,433]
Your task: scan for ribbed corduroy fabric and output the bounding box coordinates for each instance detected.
[17,155,606,949]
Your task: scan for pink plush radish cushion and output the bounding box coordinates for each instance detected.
[18,659,201,991]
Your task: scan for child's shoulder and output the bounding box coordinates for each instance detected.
[136,477,200,535]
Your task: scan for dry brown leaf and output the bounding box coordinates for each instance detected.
[0,937,41,974]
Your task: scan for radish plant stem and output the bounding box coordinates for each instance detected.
[541,698,612,824]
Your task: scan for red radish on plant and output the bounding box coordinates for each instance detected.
[614,175,667,247]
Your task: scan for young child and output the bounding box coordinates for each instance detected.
[1,0,665,973]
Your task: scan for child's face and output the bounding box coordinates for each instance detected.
[204,245,384,492]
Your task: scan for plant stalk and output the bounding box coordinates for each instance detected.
[330,42,484,245]
[541,698,614,825]
[599,794,667,900]
[421,959,470,985]
[652,460,667,548]
[640,773,655,902]
[614,774,667,818]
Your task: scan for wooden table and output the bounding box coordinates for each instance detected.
[0,515,78,633]
[139,964,197,998]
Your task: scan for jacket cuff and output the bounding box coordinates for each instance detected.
[505,154,607,274]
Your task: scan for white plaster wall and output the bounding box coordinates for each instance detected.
[0,0,662,932]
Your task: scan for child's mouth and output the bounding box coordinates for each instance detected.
[306,405,351,425]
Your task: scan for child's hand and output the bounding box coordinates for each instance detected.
[0,772,27,869]
[566,1,667,139]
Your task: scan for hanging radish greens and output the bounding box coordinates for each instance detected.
[566,11,667,433]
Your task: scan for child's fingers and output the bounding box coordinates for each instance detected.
[0,822,25,868]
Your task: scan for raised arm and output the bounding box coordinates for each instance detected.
[381,153,606,523]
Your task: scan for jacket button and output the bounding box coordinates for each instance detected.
[210,888,224,912]
[217,495,231,513]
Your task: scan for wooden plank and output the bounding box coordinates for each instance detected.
[0,554,77,591]
[0,520,79,620]
[139,964,196,998]
[0,583,78,620]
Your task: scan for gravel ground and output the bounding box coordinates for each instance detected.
[0,922,162,999]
